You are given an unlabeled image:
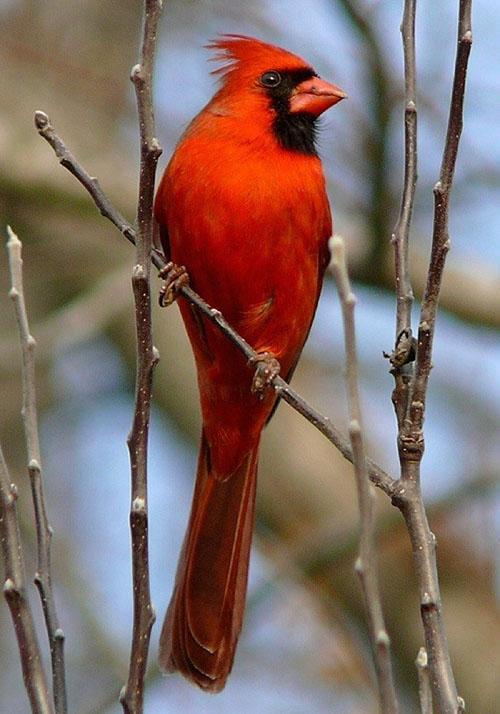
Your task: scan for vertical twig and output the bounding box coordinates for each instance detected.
[330,236,399,713]
[389,0,418,430]
[0,445,53,714]
[120,1,163,712]
[409,0,472,425]
[6,226,66,714]
[392,0,417,340]
[389,2,473,712]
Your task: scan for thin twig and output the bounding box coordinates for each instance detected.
[0,446,53,714]
[6,226,66,714]
[392,0,417,340]
[330,236,399,714]
[119,2,162,713]
[389,2,473,712]
[388,0,418,430]
[409,0,472,433]
[33,112,396,499]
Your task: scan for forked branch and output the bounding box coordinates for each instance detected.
[1,231,53,714]
[7,226,66,713]
[389,2,473,712]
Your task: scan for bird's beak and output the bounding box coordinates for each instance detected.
[290,77,347,116]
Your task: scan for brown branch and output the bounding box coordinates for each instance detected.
[119,2,162,713]
[34,110,396,498]
[389,2,473,712]
[388,0,418,430]
[6,226,66,714]
[330,236,399,713]
[410,0,472,433]
[0,444,52,712]
[392,0,417,340]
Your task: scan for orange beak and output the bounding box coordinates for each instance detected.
[290,77,347,116]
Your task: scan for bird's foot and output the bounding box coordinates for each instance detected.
[158,262,190,307]
[249,352,280,397]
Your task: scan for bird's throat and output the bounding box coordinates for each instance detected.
[272,112,318,156]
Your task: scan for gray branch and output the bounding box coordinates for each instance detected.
[410,0,473,430]
[330,236,399,713]
[392,0,417,342]
[6,226,66,713]
[388,0,418,430]
[389,2,473,712]
[0,446,53,714]
[1,231,53,713]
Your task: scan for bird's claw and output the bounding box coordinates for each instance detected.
[158,262,190,307]
[249,352,280,397]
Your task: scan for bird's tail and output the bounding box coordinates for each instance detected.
[159,430,258,692]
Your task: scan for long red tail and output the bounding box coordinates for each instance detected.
[159,431,258,692]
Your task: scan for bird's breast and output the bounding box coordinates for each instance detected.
[157,134,331,376]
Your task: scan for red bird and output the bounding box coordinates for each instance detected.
[154,35,345,691]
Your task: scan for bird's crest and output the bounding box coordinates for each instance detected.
[206,35,310,82]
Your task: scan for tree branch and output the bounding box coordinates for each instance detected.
[388,0,417,430]
[409,0,472,433]
[119,2,162,712]
[6,226,66,714]
[330,236,399,713]
[0,261,53,714]
[389,2,473,712]
[34,110,396,498]
[392,0,417,339]
[0,445,53,714]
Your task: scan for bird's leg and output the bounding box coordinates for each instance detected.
[249,352,281,397]
[158,261,190,307]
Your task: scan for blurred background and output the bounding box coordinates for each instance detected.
[0,0,499,712]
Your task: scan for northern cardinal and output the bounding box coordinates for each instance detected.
[154,35,345,691]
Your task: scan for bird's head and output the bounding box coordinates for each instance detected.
[206,35,346,156]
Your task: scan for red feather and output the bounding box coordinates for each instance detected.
[155,35,345,691]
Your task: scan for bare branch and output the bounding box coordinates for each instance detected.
[410,0,473,433]
[392,0,417,341]
[0,445,52,713]
[330,236,398,713]
[33,112,396,499]
[389,3,473,711]
[6,226,66,714]
[388,0,418,430]
[119,1,163,712]
[33,111,136,247]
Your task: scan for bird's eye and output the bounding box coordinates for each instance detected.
[260,71,282,88]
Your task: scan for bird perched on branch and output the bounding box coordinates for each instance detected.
[154,34,345,692]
